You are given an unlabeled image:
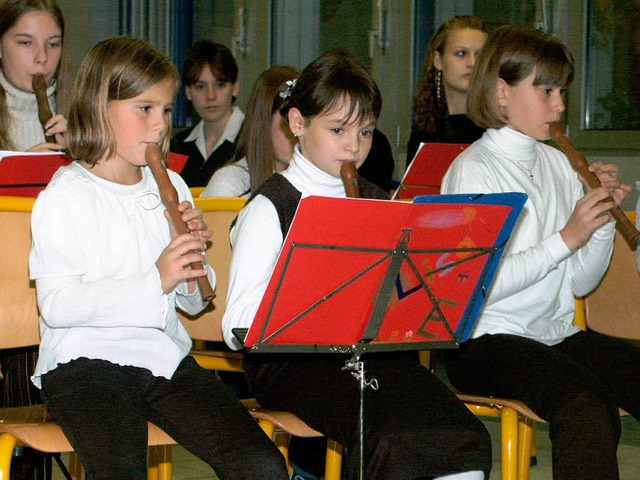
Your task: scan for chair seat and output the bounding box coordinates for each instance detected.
[0,405,176,453]
[454,391,629,422]
[241,399,323,438]
[453,391,546,423]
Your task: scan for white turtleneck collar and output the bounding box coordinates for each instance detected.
[281,144,347,198]
[484,127,538,167]
[0,68,57,151]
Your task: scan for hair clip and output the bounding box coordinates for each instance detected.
[279,79,297,100]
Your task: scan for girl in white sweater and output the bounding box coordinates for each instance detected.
[0,0,68,152]
[29,36,287,480]
[442,25,639,480]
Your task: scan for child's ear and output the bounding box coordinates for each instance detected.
[288,108,305,137]
[496,78,510,107]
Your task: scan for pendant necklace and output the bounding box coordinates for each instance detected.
[490,136,536,181]
[513,160,535,180]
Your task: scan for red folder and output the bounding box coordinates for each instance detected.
[0,151,188,198]
[393,143,469,200]
[0,152,70,197]
[238,193,526,354]
[167,152,188,174]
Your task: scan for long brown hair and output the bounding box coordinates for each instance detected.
[237,65,299,192]
[0,0,69,150]
[412,15,487,134]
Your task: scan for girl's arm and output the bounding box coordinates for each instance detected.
[222,196,283,350]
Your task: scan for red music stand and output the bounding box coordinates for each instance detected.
[235,193,526,478]
[393,143,469,200]
[239,193,525,353]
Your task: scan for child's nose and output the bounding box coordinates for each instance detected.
[34,44,47,65]
[345,135,360,155]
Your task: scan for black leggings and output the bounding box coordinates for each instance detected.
[445,331,640,480]
[42,356,287,480]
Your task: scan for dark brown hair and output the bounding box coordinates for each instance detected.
[280,48,381,127]
[182,39,238,86]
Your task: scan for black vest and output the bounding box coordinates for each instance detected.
[242,173,389,238]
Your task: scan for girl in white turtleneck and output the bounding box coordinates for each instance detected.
[0,0,68,152]
[442,26,640,480]
[223,49,491,480]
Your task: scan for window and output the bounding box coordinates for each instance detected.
[584,0,640,130]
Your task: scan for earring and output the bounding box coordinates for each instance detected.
[436,70,443,102]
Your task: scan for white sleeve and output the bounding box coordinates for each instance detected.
[222,195,283,350]
[30,187,168,329]
[201,163,250,198]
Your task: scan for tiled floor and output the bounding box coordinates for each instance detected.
[50,413,640,479]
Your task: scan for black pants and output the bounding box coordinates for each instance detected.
[41,356,288,480]
[445,331,640,480]
[245,352,492,480]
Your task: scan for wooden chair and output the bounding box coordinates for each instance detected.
[584,212,639,339]
[0,196,176,480]
[183,196,344,480]
[458,213,639,480]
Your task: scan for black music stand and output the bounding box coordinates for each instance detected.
[235,193,526,479]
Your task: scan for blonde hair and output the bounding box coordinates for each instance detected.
[0,0,69,150]
[412,15,487,134]
[67,36,179,165]
[468,25,575,129]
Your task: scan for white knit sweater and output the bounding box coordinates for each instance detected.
[0,69,57,151]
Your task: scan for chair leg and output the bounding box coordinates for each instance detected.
[155,446,173,480]
[148,446,159,480]
[0,433,18,480]
[500,407,518,480]
[518,417,535,480]
[68,452,83,480]
[324,439,343,480]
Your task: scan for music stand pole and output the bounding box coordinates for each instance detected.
[343,354,378,480]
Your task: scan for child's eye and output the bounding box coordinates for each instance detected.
[194,83,206,91]
[331,128,343,135]
[164,107,173,115]
[47,41,61,49]
[361,130,373,138]
[139,106,151,113]
[454,50,467,58]
[17,40,31,46]
[216,82,227,89]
